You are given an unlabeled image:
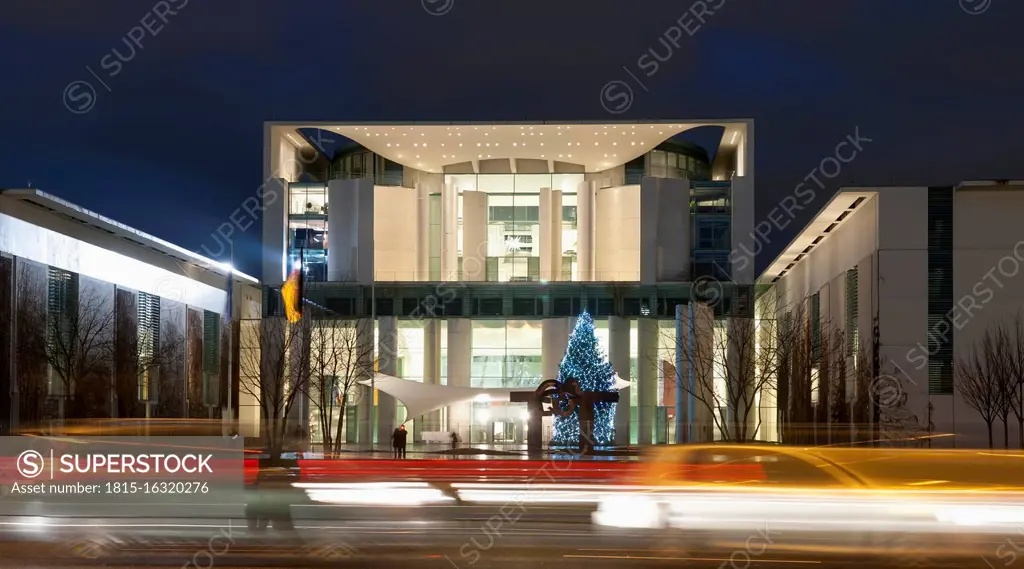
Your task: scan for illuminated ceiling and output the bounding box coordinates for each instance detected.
[273,121,749,174]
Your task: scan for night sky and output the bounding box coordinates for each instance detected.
[1,0,1021,279]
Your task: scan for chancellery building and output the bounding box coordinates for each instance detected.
[256,120,759,446]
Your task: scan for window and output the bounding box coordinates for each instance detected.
[928,187,954,395]
[288,183,328,215]
[846,268,859,358]
[203,310,220,407]
[692,251,730,281]
[694,216,730,250]
[810,293,821,364]
[138,292,160,401]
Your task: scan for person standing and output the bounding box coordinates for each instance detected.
[394,424,408,459]
[391,427,402,459]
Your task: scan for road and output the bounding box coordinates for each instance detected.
[0,504,1010,568]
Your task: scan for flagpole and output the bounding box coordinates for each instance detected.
[226,244,234,435]
[370,274,376,451]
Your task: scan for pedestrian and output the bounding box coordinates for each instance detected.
[394,424,408,459]
[391,426,402,459]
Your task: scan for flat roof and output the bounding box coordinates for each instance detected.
[760,180,1024,284]
[268,119,752,174]
[758,189,877,283]
[1,189,259,284]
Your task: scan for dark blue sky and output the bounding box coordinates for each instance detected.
[2,0,1022,278]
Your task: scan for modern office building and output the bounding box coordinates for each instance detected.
[260,120,757,446]
[0,189,261,433]
[760,180,1024,448]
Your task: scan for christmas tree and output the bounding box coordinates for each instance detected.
[551,311,617,445]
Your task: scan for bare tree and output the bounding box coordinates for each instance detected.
[14,277,49,425]
[306,317,374,454]
[238,317,312,453]
[850,341,878,445]
[665,305,784,443]
[19,281,117,420]
[155,320,186,418]
[823,326,851,444]
[956,327,1007,449]
[1006,312,1024,449]
[991,323,1015,449]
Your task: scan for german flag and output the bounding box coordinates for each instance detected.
[281,250,304,323]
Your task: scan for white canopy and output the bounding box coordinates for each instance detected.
[361,373,632,424]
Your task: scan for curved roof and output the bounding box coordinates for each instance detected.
[363,373,631,423]
[272,120,749,174]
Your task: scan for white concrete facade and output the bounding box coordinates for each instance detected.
[258,120,762,447]
[761,181,1024,448]
[261,120,757,287]
[0,189,262,432]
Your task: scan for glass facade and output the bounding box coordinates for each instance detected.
[649,149,711,181]
[285,164,734,284]
[304,315,754,446]
[446,173,583,282]
[287,183,328,282]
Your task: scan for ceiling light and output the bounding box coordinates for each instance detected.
[477,143,481,146]
[387,143,392,147]
[459,143,463,147]
[595,142,599,146]
[414,143,418,147]
[484,133,489,136]
[613,142,617,146]
[567,154,572,158]
[513,143,517,147]
[540,143,543,146]
[416,155,420,158]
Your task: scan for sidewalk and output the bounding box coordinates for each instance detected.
[303,443,641,460]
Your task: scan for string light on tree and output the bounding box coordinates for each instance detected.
[551,311,617,445]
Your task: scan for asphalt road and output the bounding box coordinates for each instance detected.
[0,510,1010,569]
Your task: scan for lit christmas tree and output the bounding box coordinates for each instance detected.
[551,311,617,445]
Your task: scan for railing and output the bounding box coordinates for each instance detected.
[370,271,643,283]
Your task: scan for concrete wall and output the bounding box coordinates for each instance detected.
[640,177,689,284]
[949,189,1024,447]
[776,195,879,309]
[0,209,228,314]
[595,184,640,281]
[374,185,420,281]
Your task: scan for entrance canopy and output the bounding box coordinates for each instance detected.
[361,373,631,424]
